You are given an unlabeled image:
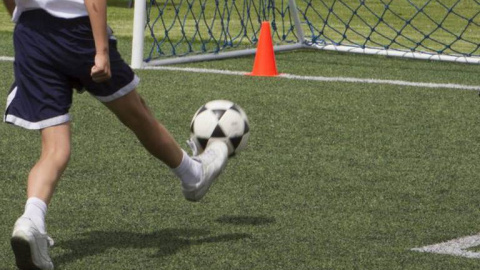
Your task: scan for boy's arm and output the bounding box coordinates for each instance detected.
[84,0,111,83]
[3,0,15,16]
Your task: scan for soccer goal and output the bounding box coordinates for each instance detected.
[131,0,480,68]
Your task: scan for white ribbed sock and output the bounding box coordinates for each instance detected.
[22,197,47,234]
[172,150,202,185]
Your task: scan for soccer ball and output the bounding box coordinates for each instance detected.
[189,100,250,156]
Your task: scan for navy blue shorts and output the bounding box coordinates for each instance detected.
[4,9,139,130]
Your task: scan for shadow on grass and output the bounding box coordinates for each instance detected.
[54,228,250,267]
[215,215,276,226]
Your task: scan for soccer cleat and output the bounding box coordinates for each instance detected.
[182,141,228,202]
[11,217,54,270]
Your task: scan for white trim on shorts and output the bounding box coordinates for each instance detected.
[93,75,140,103]
[5,114,71,130]
[3,86,71,130]
[5,86,17,116]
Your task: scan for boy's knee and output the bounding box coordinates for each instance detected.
[42,144,71,168]
[106,91,154,127]
[40,124,71,168]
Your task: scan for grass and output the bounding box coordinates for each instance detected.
[2,1,480,270]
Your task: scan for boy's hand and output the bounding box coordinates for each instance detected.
[91,53,111,83]
[84,0,109,83]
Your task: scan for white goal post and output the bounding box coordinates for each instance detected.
[131,0,480,68]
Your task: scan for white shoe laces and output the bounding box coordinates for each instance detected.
[47,236,54,247]
[186,138,199,156]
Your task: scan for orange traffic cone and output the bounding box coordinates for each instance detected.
[248,21,279,76]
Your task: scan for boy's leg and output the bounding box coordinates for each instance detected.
[103,90,183,168]
[28,123,71,205]
[11,123,70,270]
[103,89,228,201]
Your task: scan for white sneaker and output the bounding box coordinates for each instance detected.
[11,217,54,270]
[182,141,228,201]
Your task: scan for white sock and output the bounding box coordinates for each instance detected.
[22,197,47,234]
[172,150,202,185]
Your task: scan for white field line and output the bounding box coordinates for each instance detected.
[0,56,14,61]
[145,66,480,91]
[1,56,479,91]
[412,234,480,259]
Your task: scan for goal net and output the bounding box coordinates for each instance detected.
[131,0,480,68]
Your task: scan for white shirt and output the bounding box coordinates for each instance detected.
[13,0,88,22]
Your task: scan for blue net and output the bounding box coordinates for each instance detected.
[299,0,480,57]
[145,0,480,62]
[145,0,298,62]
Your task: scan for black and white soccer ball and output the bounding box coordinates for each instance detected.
[189,100,250,156]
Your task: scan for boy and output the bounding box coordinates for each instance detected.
[2,0,229,269]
